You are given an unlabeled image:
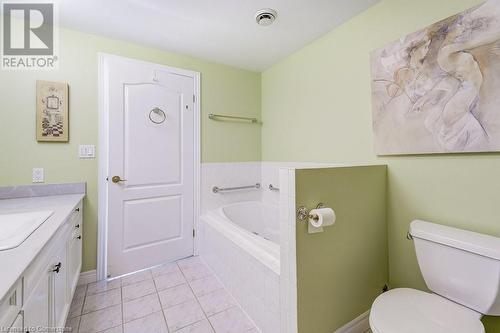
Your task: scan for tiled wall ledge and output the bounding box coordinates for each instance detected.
[201,162,262,213]
[0,182,86,200]
[201,161,339,214]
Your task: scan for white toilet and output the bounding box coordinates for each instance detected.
[370,220,500,333]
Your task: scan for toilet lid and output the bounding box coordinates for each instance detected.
[370,288,485,333]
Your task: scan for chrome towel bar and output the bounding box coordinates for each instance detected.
[212,183,261,193]
[208,113,258,123]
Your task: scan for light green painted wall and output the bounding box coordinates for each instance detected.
[0,26,261,271]
[295,166,387,332]
[262,0,500,330]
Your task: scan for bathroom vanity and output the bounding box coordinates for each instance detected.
[0,185,84,332]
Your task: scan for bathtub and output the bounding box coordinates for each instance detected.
[200,201,280,333]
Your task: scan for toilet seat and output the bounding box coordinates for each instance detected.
[370,288,485,333]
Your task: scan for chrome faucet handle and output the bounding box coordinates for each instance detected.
[268,184,280,191]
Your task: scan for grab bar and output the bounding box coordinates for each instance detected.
[268,184,280,192]
[212,183,261,193]
[208,113,258,123]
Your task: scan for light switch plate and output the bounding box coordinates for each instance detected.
[79,145,95,159]
[32,168,44,183]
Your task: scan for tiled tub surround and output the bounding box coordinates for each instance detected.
[261,162,342,207]
[65,256,259,333]
[202,162,335,212]
[278,168,298,333]
[199,162,337,333]
[201,162,262,213]
[200,210,280,333]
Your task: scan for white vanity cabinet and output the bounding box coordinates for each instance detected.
[2,200,83,333]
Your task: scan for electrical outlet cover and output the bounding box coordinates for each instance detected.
[32,168,44,183]
[79,145,95,159]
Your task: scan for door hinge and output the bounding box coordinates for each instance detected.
[193,229,196,238]
[193,94,195,103]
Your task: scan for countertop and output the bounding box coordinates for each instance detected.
[0,194,84,301]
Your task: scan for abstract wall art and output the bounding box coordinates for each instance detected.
[370,0,500,155]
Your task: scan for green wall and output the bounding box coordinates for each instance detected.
[261,0,500,330]
[0,26,261,271]
[295,166,387,332]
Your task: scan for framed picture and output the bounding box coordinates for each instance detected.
[370,1,500,155]
[36,80,69,142]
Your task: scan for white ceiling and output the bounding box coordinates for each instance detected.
[54,0,379,71]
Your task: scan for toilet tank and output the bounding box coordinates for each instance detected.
[410,220,500,315]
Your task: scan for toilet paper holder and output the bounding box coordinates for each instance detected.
[297,203,325,222]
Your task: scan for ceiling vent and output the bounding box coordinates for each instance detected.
[255,8,277,26]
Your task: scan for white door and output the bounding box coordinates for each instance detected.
[104,55,197,278]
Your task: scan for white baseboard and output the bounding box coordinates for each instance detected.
[78,270,97,286]
[334,310,371,333]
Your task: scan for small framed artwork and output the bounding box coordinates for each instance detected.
[36,80,69,142]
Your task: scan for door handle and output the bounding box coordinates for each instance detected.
[111,176,127,183]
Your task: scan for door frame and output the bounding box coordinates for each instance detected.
[97,53,201,281]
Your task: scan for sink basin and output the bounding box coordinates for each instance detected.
[0,211,54,251]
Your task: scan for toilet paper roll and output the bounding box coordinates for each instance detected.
[308,208,336,228]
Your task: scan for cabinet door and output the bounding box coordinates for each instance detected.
[52,244,68,328]
[67,228,82,299]
[24,271,50,333]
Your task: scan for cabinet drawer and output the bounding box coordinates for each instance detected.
[0,280,22,328]
[68,204,82,228]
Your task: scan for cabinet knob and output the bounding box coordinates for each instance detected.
[77,235,82,240]
[75,224,80,229]
[52,262,62,273]
[75,208,80,212]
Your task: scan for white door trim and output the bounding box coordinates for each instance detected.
[97,53,201,281]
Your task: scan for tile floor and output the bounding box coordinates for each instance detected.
[66,256,259,333]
